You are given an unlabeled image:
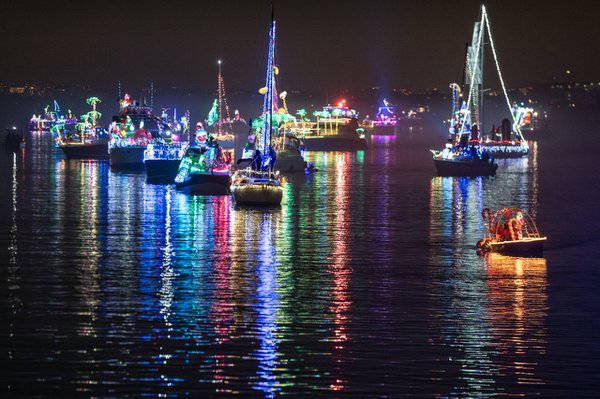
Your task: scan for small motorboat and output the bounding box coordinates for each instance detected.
[174,137,231,195]
[4,128,25,151]
[476,207,546,256]
[144,142,186,183]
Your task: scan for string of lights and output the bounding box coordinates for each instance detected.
[483,6,528,147]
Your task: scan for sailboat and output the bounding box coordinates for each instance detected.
[230,9,283,206]
[205,60,244,150]
[432,4,527,175]
[437,5,528,167]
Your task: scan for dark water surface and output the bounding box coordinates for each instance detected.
[2,111,600,397]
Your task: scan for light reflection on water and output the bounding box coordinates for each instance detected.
[2,130,591,397]
[427,142,548,397]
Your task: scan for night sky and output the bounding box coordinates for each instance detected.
[1,0,599,93]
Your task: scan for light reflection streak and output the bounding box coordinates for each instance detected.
[159,187,174,328]
[328,153,352,393]
[254,212,280,398]
[429,176,496,396]
[483,253,548,387]
[207,196,233,387]
[208,196,233,343]
[8,153,20,362]
[76,161,102,338]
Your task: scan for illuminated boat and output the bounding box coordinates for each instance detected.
[441,4,528,162]
[174,136,231,195]
[144,141,187,183]
[58,97,109,159]
[231,8,283,206]
[59,133,109,159]
[371,98,398,135]
[274,134,309,173]
[29,101,77,132]
[476,207,546,256]
[430,144,497,176]
[204,61,246,150]
[143,110,190,182]
[298,104,368,151]
[108,93,171,168]
[231,169,283,206]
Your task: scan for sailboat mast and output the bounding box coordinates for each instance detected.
[269,19,275,149]
[262,10,275,159]
[217,60,222,135]
[479,6,484,133]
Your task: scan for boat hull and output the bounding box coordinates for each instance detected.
[145,159,181,183]
[60,142,109,159]
[371,125,397,135]
[482,237,546,256]
[175,172,231,195]
[110,146,146,167]
[231,184,283,206]
[434,158,498,176]
[302,135,367,151]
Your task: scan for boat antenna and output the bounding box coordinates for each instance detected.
[118,81,122,99]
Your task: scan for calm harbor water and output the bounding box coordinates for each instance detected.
[2,111,600,397]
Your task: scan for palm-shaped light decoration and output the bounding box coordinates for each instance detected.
[86,97,102,127]
[296,108,307,121]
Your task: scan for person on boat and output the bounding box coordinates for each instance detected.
[192,122,209,149]
[501,118,512,141]
[459,132,469,147]
[241,132,256,159]
[507,211,524,240]
[471,124,480,141]
[249,150,262,170]
[441,140,454,159]
[206,133,227,170]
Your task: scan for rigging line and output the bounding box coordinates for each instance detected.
[483,6,528,147]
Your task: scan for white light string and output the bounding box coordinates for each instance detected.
[483,6,528,147]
